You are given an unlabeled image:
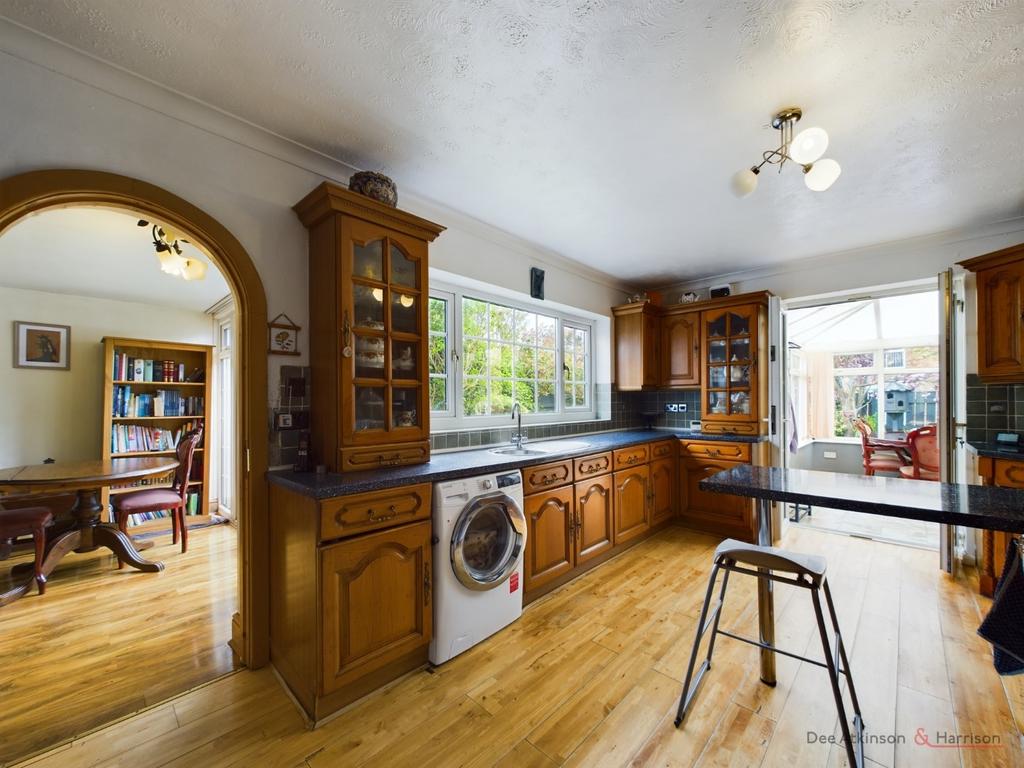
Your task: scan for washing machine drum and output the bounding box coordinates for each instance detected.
[450,492,526,591]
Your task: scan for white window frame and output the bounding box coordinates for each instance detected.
[831,344,939,440]
[429,282,595,431]
[428,290,456,419]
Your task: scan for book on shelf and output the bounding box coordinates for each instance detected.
[111,385,204,418]
[110,421,203,454]
[113,352,188,383]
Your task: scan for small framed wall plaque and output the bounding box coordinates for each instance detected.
[268,313,301,356]
[13,321,71,370]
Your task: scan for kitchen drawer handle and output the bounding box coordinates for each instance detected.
[623,455,642,465]
[378,453,402,466]
[538,472,564,485]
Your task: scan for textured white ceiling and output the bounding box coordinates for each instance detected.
[2,0,1023,285]
[0,207,232,311]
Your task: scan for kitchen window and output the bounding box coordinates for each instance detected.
[429,285,594,429]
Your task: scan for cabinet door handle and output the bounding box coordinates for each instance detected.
[574,513,581,542]
[341,310,353,358]
[423,568,431,606]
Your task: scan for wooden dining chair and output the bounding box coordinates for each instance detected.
[900,425,940,481]
[853,418,907,476]
[0,501,53,600]
[111,428,202,566]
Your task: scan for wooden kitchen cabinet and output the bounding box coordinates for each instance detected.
[321,520,432,694]
[701,303,763,435]
[294,183,445,471]
[574,474,614,564]
[660,309,700,387]
[650,456,676,525]
[269,482,435,723]
[523,485,575,592]
[975,454,1023,596]
[960,244,1024,382]
[613,465,650,544]
[612,302,660,390]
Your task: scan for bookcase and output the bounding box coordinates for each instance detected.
[101,337,214,534]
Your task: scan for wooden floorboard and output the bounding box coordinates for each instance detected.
[0,524,239,767]
[11,524,1024,768]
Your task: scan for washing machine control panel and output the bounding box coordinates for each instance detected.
[495,472,521,489]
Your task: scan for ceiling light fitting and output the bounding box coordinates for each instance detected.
[137,219,208,281]
[731,107,841,197]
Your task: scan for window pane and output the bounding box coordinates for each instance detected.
[902,346,939,368]
[464,378,487,415]
[429,297,447,334]
[429,334,446,376]
[537,381,556,412]
[882,372,939,435]
[430,377,447,411]
[537,315,557,349]
[515,310,537,345]
[833,352,874,369]
[491,379,513,415]
[463,298,488,337]
[489,342,512,378]
[489,304,513,341]
[883,349,905,368]
[514,345,535,379]
[463,339,487,375]
[537,349,556,381]
[834,374,878,437]
[515,381,537,413]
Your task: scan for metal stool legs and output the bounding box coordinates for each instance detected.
[674,558,865,768]
[674,564,730,727]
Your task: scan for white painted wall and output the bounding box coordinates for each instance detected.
[0,21,632,407]
[0,286,213,467]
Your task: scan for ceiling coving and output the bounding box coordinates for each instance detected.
[3,0,1022,284]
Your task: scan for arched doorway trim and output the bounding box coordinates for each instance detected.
[0,169,269,667]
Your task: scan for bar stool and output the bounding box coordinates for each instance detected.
[675,538,865,768]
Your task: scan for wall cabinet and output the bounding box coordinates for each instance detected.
[294,183,445,471]
[700,303,763,435]
[660,309,700,387]
[613,465,650,544]
[523,485,575,592]
[269,482,434,723]
[612,302,660,390]
[960,245,1024,382]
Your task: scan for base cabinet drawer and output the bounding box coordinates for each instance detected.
[320,520,432,695]
[320,483,431,541]
[523,459,573,494]
[613,465,650,544]
[340,441,430,471]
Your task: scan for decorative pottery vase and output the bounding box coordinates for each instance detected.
[349,171,398,207]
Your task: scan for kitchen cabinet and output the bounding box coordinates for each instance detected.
[269,482,434,723]
[613,464,650,544]
[701,303,763,435]
[650,456,676,525]
[612,302,660,390]
[321,520,432,694]
[660,309,700,387]
[574,474,614,565]
[975,454,1023,596]
[678,439,759,542]
[960,244,1024,382]
[294,182,445,471]
[523,485,575,592]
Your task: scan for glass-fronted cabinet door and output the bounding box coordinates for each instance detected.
[342,218,429,444]
[702,305,758,424]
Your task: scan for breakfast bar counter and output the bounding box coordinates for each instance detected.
[699,465,1024,685]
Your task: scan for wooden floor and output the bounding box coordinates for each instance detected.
[1,524,239,766]
[12,524,1024,768]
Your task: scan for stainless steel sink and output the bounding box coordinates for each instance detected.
[489,447,548,457]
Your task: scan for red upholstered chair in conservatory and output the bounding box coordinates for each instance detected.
[853,418,907,476]
[900,425,940,481]
[111,428,202,566]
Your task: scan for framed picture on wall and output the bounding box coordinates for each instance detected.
[13,321,71,370]
[268,313,301,356]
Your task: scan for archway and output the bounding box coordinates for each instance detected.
[0,169,269,667]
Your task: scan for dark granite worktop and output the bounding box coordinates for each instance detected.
[967,441,1024,460]
[701,465,1024,533]
[268,428,767,499]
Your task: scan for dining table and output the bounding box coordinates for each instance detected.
[699,465,1024,687]
[0,457,178,604]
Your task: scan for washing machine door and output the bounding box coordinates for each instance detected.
[450,492,527,591]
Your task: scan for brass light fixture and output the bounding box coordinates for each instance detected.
[731,107,841,197]
[137,219,208,281]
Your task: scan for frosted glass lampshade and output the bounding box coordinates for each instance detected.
[182,258,208,281]
[789,127,829,164]
[731,168,759,198]
[158,250,185,275]
[804,158,841,191]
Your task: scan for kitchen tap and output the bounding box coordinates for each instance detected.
[511,402,525,448]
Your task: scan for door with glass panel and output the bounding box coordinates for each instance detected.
[341,218,429,446]
[701,305,759,430]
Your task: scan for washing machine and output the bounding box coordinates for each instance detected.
[430,470,527,665]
